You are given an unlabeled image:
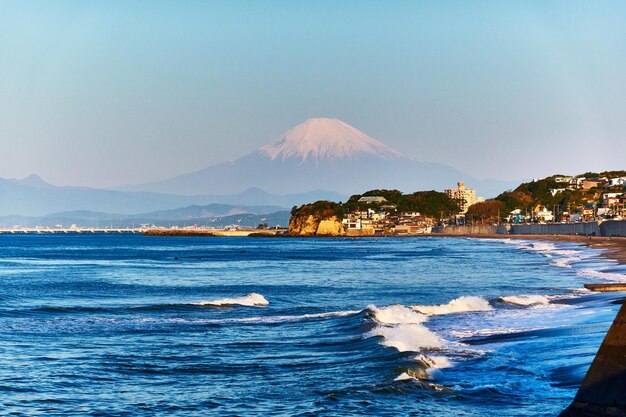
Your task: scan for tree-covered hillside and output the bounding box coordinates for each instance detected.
[290,189,460,222]
[486,171,626,215]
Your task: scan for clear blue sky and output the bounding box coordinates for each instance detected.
[1,1,625,187]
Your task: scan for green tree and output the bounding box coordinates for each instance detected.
[465,200,505,224]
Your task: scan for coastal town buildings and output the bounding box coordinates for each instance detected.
[582,179,607,190]
[609,177,626,187]
[533,205,554,222]
[444,182,482,214]
[335,174,625,236]
[357,196,387,204]
[341,202,432,236]
[602,193,623,207]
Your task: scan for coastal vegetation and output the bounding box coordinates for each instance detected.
[290,171,626,235]
[464,200,506,224]
[464,171,626,222]
[343,189,460,217]
[290,201,345,223]
[289,190,460,235]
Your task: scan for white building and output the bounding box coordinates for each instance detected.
[535,206,554,222]
[444,182,479,214]
[608,177,626,187]
[550,188,567,196]
[357,196,387,204]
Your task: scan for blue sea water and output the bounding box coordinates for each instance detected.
[1,234,625,416]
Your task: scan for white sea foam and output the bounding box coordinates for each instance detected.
[500,294,551,306]
[370,323,443,352]
[194,293,269,307]
[550,256,576,268]
[418,354,452,369]
[412,296,493,316]
[368,305,443,352]
[523,241,557,252]
[370,304,428,324]
[394,355,452,381]
[577,268,626,282]
[501,239,601,271]
[417,354,453,379]
[394,372,414,381]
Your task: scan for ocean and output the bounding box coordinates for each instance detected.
[1,234,625,416]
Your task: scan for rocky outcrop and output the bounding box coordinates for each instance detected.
[316,218,345,236]
[288,201,346,236]
[288,214,344,236]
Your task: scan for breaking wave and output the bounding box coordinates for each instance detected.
[368,305,442,352]
[501,239,596,270]
[369,323,443,352]
[499,294,551,306]
[193,293,269,307]
[577,268,626,282]
[395,355,453,381]
[367,304,450,382]
[370,304,428,325]
[412,296,493,316]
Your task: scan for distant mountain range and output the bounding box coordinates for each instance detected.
[119,118,518,198]
[1,118,520,221]
[0,175,344,217]
[0,204,291,228]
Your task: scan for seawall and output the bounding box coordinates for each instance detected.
[509,220,626,237]
[433,220,626,238]
[432,224,508,235]
[509,222,600,236]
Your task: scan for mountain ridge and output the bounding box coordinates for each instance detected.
[0,176,345,217]
[0,204,291,228]
[120,118,518,197]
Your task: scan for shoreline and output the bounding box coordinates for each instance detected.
[434,233,626,266]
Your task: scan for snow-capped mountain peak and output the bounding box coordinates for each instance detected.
[258,118,404,162]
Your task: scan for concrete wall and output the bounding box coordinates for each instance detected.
[509,222,600,236]
[432,225,504,235]
[600,220,626,237]
[432,220,626,237]
[505,220,626,237]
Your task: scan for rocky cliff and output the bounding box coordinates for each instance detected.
[288,214,345,236]
[288,201,345,236]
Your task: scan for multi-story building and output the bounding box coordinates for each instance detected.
[602,193,624,208]
[582,179,607,190]
[444,182,478,214]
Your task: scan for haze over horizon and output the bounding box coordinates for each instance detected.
[2,1,625,188]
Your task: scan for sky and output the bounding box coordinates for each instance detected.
[1,0,625,188]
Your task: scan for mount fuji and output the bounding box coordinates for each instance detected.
[122,118,516,198]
